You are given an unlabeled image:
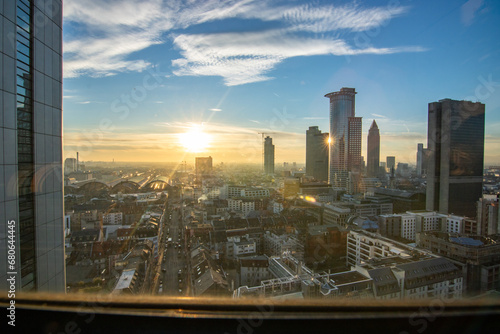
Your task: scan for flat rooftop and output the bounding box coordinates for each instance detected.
[329,271,370,286]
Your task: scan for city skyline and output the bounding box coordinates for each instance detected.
[62,0,500,165]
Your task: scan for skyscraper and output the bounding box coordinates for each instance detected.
[416,143,424,176]
[426,99,485,218]
[416,143,430,177]
[325,87,362,189]
[367,120,380,177]
[0,0,65,292]
[264,136,275,175]
[386,156,396,173]
[306,126,329,182]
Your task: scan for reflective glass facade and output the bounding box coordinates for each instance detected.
[325,88,361,190]
[0,0,64,292]
[16,0,36,291]
[426,99,485,218]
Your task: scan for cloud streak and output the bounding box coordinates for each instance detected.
[172,29,424,85]
[64,0,425,84]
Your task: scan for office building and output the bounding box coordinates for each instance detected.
[0,0,65,292]
[366,120,380,177]
[264,136,274,175]
[347,231,463,300]
[416,143,424,176]
[417,232,500,295]
[416,143,430,177]
[426,99,485,218]
[325,88,362,190]
[386,156,395,173]
[305,126,329,182]
[195,156,213,181]
[476,195,500,236]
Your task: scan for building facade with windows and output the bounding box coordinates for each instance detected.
[305,126,329,182]
[0,0,64,292]
[325,88,362,190]
[426,99,485,218]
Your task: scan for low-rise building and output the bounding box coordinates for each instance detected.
[264,232,304,261]
[103,212,123,225]
[416,232,500,295]
[238,255,270,287]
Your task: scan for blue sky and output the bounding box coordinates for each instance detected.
[62,0,500,166]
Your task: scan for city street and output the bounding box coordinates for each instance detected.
[159,208,187,296]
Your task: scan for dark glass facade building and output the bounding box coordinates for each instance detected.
[0,0,64,292]
[426,99,485,218]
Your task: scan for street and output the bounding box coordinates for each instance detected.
[158,207,188,296]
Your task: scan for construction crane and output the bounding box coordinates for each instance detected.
[257,132,276,172]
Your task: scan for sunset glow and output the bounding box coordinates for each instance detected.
[178,125,211,153]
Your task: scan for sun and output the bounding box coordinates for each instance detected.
[178,125,211,152]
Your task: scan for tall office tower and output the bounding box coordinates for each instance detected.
[426,99,485,218]
[325,88,362,189]
[0,0,65,292]
[305,126,329,182]
[264,136,275,175]
[386,156,396,173]
[416,143,424,176]
[195,156,213,181]
[366,120,380,177]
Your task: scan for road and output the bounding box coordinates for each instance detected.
[159,208,188,296]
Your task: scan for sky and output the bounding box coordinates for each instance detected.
[62,0,500,166]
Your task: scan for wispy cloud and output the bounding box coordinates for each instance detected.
[461,0,484,26]
[282,3,408,33]
[172,30,424,85]
[64,0,424,84]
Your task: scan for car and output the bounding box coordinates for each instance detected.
[162,268,166,273]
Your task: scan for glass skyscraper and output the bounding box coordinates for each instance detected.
[426,98,485,218]
[264,136,274,175]
[325,88,362,190]
[0,0,64,292]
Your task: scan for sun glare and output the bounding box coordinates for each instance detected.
[178,125,211,152]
